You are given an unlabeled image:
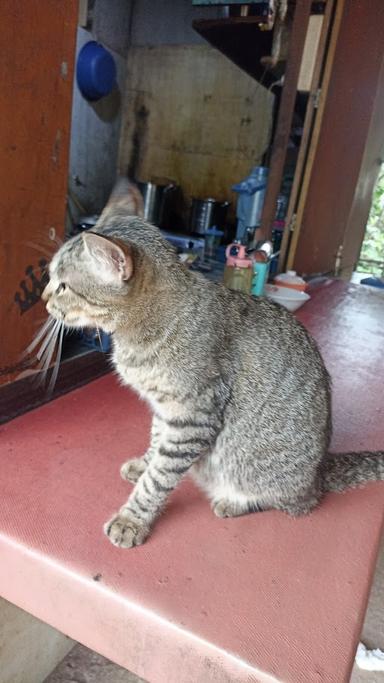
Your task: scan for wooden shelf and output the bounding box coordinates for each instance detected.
[193,18,276,88]
[194,16,269,27]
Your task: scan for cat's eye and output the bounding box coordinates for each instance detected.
[56,283,66,295]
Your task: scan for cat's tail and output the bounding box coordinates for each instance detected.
[320,452,384,493]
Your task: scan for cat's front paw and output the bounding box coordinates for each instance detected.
[120,457,147,483]
[104,509,150,548]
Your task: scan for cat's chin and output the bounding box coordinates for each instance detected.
[64,315,114,334]
[63,314,96,328]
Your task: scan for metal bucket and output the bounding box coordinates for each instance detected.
[137,180,177,227]
[189,198,230,235]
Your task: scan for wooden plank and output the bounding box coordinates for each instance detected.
[277,0,336,273]
[0,1,78,386]
[194,16,269,27]
[297,14,324,92]
[290,0,384,275]
[259,0,312,240]
[78,0,89,27]
[118,45,273,227]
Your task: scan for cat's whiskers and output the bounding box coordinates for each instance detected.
[23,316,56,357]
[36,319,61,361]
[36,322,63,388]
[29,228,63,252]
[25,241,55,260]
[33,317,49,327]
[96,325,102,349]
[51,235,64,248]
[47,324,65,396]
[24,315,65,395]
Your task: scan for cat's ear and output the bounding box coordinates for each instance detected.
[82,233,133,284]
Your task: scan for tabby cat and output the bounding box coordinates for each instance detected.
[42,179,384,548]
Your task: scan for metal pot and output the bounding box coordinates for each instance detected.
[137,180,177,228]
[189,198,230,236]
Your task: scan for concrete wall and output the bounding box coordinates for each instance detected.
[68,0,133,217]
[68,26,127,217]
[68,0,220,218]
[0,597,74,683]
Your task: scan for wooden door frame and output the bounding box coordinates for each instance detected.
[278,0,341,272]
[289,0,384,277]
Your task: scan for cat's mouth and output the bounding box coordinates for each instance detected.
[46,302,81,326]
[46,301,65,321]
[48,306,98,329]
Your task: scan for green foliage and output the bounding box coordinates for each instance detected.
[358,169,384,276]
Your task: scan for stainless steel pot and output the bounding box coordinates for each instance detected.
[189,198,230,235]
[137,180,177,227]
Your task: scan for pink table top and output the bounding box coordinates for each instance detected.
[1,280,383,683]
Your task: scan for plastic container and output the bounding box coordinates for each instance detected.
[274,270,307,292]
[223,243,253,294]
[76,41,117,101]
[251,254,270,296]
[265,284,311,312]
[360,276,384,289]
[232,166,269,244]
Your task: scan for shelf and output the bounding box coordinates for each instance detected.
[193,18,276,88]
[194,16,269,27]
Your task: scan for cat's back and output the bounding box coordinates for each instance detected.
[202,281,328,386]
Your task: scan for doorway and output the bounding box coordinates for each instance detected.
[354,166,384,282]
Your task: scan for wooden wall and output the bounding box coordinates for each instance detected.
[0,1,78,386]
[118,45,273,226]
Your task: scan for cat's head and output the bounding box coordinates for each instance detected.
[43,231,139,331]
[42,178,146,332]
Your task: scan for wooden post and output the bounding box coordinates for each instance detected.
[259,0,312,240]
[0,1,78,386]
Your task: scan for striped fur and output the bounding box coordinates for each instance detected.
[43,179,384,548]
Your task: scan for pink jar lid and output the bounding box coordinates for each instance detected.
[225,243,252,268]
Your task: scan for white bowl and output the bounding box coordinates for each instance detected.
[264,284,311,312]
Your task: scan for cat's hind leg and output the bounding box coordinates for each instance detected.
[212,497,265,518]
[209,486,267,518]
[211,488,321,518]
[273,489,322,516]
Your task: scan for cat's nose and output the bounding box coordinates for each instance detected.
[41,284,52,302]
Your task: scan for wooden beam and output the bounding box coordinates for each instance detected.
[0,1,78,386]
[259,0,312,240]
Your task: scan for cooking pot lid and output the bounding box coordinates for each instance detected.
[192,197,218,203]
